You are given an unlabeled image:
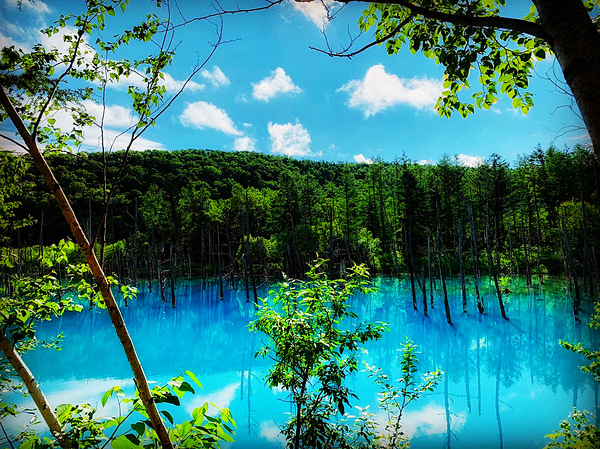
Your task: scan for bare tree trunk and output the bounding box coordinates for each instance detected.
[405,224,417,311]
[468,201,484,313]
[0,89,174,449]
[522,204,533,287]
[421,266,428,316]
[458,218,467,313]
[508,218,514,277]
[217,222,224,301]
[427,228,434,308]
[0,329,71,449]
[436,192,452,324]
[133,198,138,287]
[486,215,507,319]
[534,0,600,156]
[170,243,176,308]
[561,215,581,321]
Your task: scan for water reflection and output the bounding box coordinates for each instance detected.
[5,276,598,449]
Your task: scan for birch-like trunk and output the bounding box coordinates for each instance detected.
[0,89,174,449]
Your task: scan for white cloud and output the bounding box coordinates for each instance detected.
[160,72,205,92]
[13,0,51,17]
[86,127,165,151]
[179,101,242,136]
[108,70,205,93]
[417,159,434,165]
[0,0,51,21]
[234,136,256,152]
[201,66,230,87]
[252,67,301,102]
[81,100,136,129]
[353,153,373,164]
[290,0,340,28]
[0,28,24,49]
[185,382,239,413]
[33,101,165,152]
[268,120,312,157]
[338,64,443,117]
[454,153,483,167]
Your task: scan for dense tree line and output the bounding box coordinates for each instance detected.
[2,144,598,308]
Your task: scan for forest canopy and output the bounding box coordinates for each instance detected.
[2,144,597,290]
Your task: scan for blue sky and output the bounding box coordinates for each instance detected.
[0,0,589,167]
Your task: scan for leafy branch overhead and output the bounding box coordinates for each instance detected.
[300,0,600,154]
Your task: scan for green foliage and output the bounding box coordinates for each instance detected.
[546,302,600,448]
[0,240,87,349]
[365,340,444,448]
[545,409,600,449]
[357,1,549,117]
[11,371,235,449]
[250,260,387,449]
[0,152,34,242]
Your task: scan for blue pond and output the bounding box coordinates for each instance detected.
[6,276,599,448]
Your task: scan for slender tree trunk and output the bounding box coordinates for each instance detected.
[486,215,507,319]
[427,228,434,308]
[436,192,452,324]
[508,218,514,277]
[170,243,176,308]
[533,190,544,285]
[458,218,467,313]
[468,201,484,313]
[561,215,581,321]
[0,89,174,449]
[405,223,417,311]
[0,329,72,449]
[133,198,138,287]
[421,266,428,316]
[521,205,532,287]
[217,222,224,301]
[38,209,44,275]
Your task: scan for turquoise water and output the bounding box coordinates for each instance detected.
[5,276,599,448]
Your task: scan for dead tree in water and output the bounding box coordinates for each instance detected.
[436,191,452,324]
[458,218,467,313]
[485,215,507,319]
[468,201,484,313]
[561,215,581,321]
[427,228,434,308]
[404,224,418,311]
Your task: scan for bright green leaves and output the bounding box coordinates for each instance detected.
[366,340,443,447]
[357,1,552,118]
[545,409,600,448]
[250,259,387,448]
[102,385,126,407]
[96,371,236,448]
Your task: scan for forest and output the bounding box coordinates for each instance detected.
[1,143,598,318]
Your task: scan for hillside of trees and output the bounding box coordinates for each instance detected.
[2,144,598,309]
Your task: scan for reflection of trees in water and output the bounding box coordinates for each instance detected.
[353,276,598,447]
[23,275,598,446]
[360,277,596,396]
[28,280,271,381]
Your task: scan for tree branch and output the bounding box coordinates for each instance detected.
[172,0,285,29]
[0,328,71,449]
[310,12,414,58]
[299,0,550,41]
